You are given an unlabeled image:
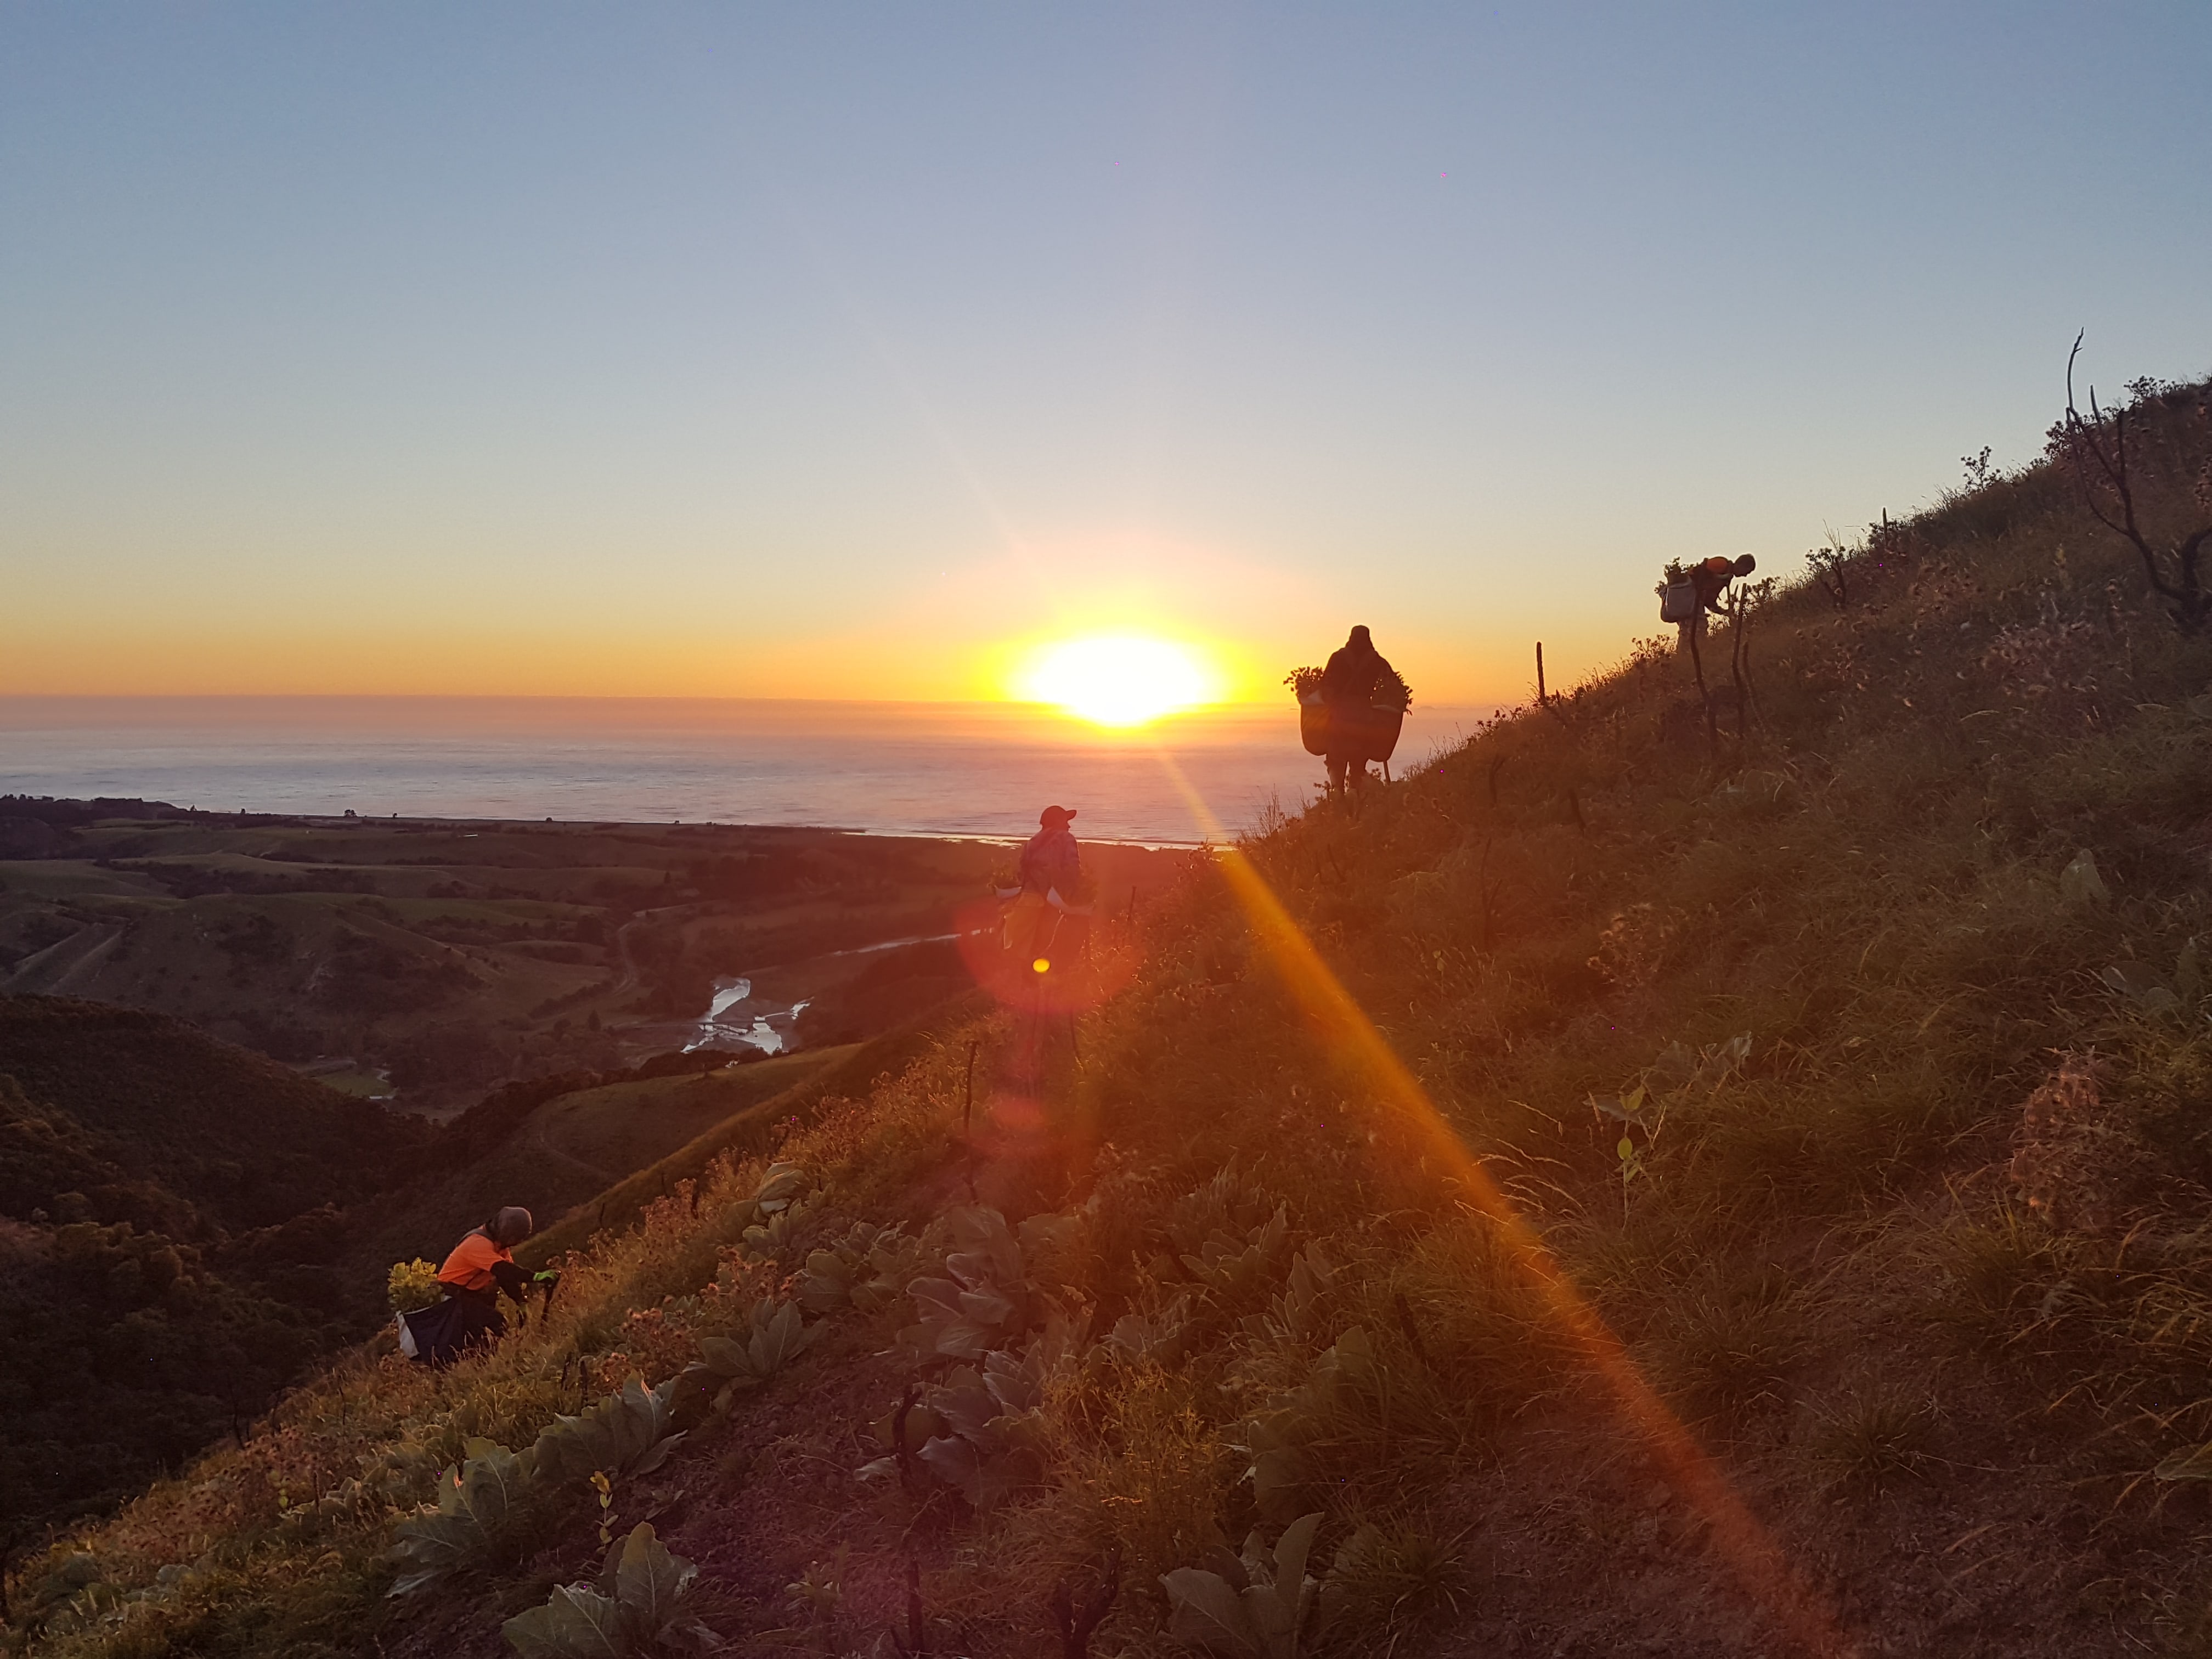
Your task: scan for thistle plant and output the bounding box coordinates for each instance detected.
[669,1299,821,1420]
[532,1376,686,1486]
[501,1523,721,1656]
[387,1437,536,1597]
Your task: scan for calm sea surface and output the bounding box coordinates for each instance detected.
[0,698,1495,845]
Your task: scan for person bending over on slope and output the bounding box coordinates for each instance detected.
[1679,555,1757,648]
[399,1205,535,1367]
[1320,625,1397,794]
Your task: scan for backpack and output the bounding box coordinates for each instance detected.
[1660,580,1699,624]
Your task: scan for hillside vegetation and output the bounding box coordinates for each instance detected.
[0,1000,933,1538]
[13,374,2212,1658]
[0,998,431,1536]
[339,1046,851,1291]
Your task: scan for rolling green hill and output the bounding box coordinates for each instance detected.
[518,990,990,1264]
[14,377,2212,1658]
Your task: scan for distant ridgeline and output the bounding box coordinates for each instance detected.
[0,996,432,1532]
[0,794,336,852]
[0,797,191,860]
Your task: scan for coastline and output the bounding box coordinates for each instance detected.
[0,695,1497,843]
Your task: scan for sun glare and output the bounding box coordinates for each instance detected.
[1019,634,1218,727]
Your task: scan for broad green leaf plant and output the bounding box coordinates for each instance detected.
[501,1523,721,1656]
[1160,1513,1334,1659]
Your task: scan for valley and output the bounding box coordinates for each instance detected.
[0,816,1186,1536]
[0,813,1181,1115]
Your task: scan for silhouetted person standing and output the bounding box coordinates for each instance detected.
[1002,805,1084,960]
[1321,625,1396,793]
[1017,804,1082,899]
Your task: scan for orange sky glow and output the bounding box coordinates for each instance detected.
[3,526,1627,709]
[0,616,1623,710]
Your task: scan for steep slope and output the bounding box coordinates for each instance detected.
[16,377,2212,1658]
[0,1003,434,1534]
[342,1045,851,1283]
[0,996,432,1231]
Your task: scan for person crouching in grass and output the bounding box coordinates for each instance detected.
[399,1206,534,1366]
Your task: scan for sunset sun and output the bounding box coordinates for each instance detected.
[1018,634,1220,727]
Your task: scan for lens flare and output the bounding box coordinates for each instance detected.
[1146,751,1849,1655]
[1019,634,1217,727]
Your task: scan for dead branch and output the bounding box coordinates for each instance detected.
[2062,331,2212,633]
[892,1384,923,1497]
[1805,539,1850,609]
[889,1556,928,1656]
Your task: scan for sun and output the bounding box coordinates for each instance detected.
[1018,634,1220,727]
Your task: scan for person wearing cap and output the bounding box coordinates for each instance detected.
[397,1206,536,1366]
[1019,805,1082,899]
[1002,805,1086,963]
[1319,625,1397,794]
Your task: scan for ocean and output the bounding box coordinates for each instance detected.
[0,697,1495,845]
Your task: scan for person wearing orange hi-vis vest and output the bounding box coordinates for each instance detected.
[396,1206,534,1366]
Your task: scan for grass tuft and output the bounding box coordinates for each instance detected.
[1807,1389,1940,1496]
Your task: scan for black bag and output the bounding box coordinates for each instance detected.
[398,1288,505,1367]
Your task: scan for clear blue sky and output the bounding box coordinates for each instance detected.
[4,3,2207,701]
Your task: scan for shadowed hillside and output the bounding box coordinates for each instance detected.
[0,997,432,1231]
[0,998,432,1538]
[0,1004,898,1539]
[13,375,2212,1657]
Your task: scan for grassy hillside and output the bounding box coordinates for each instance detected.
[343,1046,851,1284]
[14,376,2212,1657]
[0,1001,892,1540]
[519,991,991,1263]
